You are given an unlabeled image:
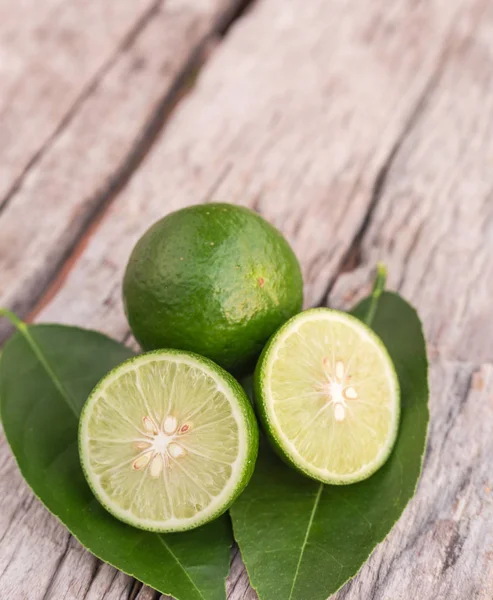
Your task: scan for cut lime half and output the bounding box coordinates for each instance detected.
[79,350,258,532]
[255,308,400,484]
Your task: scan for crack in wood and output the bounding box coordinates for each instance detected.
[215,0,258,37]
[0,5,264,597]
[227,548,252,600]
[321,40,452,309]
[79,559,104,600]
[0,0,164,216]
[1,0,258,347]
[101,569,119,599]
[335,359,493,599]
[127,579,143,600]
[441,527,464,574]
[227,563,244,599]
[39,533,72,600]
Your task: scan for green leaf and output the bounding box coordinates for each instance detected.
[230,288,429,599]
[0,318,231,600]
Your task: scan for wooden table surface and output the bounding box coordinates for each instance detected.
[1,0,492,598]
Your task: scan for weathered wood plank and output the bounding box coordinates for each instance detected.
[336,362,493,599]
[227,548,257,600]
[0,0,244,343]
[37,0,462,337]
[0,0,157,202]
[330,0,493,368]
[328,5,493,597]
[2,0,492,599]
[22,0,476,598]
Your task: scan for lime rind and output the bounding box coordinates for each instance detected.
[255,308,400,485]
[122,203,303,375]
[79,349,258,532]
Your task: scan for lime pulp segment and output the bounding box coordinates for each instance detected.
[79,350,258,532]
[255,308,400,484]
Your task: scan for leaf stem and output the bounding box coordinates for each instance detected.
[364,263,387,327]
[0,307,26,331]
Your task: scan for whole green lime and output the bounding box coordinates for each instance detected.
[123,203,303,374]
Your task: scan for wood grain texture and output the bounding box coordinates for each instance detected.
[330,0,493,367]
[328,3,493,596]
[1,0,493,598]
[0,0,157,203]
[38,0,462,337]
[0,0,243,343]
[335,362,493,600]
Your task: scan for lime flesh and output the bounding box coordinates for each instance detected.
[79,350,258,532]
[255,308,400,484]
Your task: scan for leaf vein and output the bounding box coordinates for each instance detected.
[288,483,324,600]
[155,534,206,600]
[16,322,79,417]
